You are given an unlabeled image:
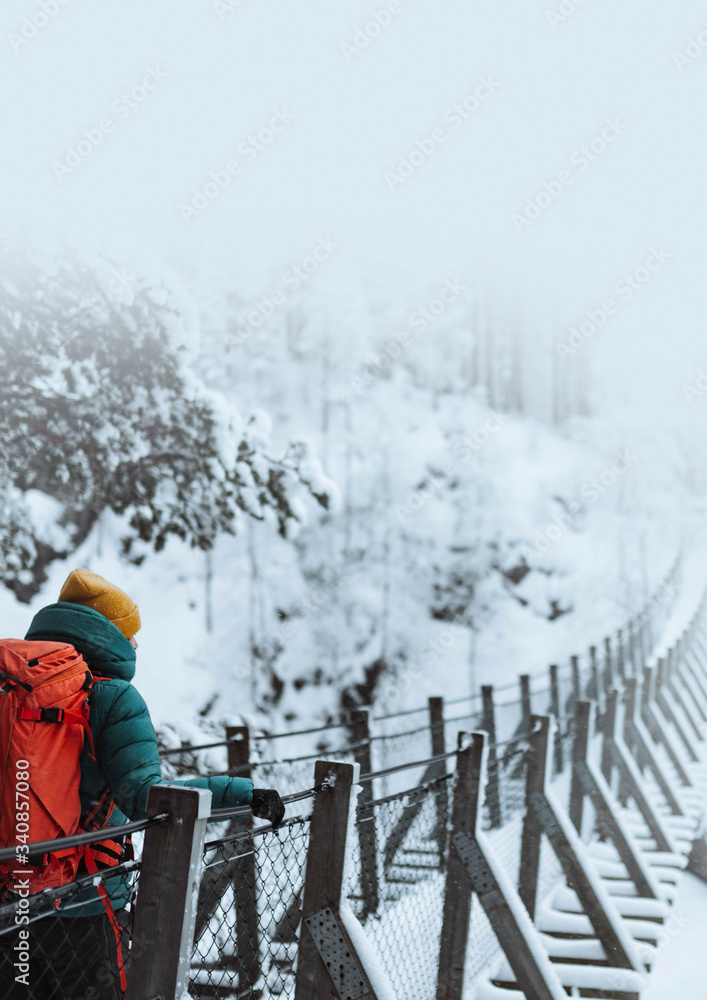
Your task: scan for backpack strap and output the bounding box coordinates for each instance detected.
[19,706,96,759]
[0,667,33,693]
[82,787,115,831]
[83,848,128,993]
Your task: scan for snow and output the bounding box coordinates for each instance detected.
[641,872,707,1000]
[20,490,71,551]
[338,905,398,1000]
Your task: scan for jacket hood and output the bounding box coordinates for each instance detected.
[25,602,136,681]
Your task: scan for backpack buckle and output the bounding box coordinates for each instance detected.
[0,668,33,693]
[40,708,65,723]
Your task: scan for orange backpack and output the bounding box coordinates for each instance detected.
[0,640,123,894]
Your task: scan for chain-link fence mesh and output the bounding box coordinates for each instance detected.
[191,815,310,999]
[346,774,453,1000]
[0,857,139,999]
[369,725,440,798]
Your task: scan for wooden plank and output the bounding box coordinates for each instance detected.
[667,663,704,741]
[576,760,659,899]
[573,703,660,900]
[684,648,707,707]
[438,731,567,1000]
[429,696,448,867]
[296,760,380,1000]
[608,732,675,855]
[271,882,303,943]
[686,835,707,884]
[623,678,684,815]
[691,633,707,673]
[519,715,550,920]
[533,784,640,970]
[453,830,567,1000]
[126,785,212,1000]
[437,733,484,1000]
[655,668,699,762]
[569,699,590,834]
[686,645,707,693]
[677,658,707,723]
[482,685,502,828]
[351,710,380,917]
[641,667,692,785]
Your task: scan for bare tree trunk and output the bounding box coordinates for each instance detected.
[380,450,391,662]
[205,547,213,635]
[247,521,259,705]
[343,402,353,630]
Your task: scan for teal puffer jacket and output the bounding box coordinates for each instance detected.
[25,602,253,917]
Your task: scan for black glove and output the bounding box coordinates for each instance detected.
[251,788,286,828]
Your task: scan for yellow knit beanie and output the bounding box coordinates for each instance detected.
[58,569,141,640]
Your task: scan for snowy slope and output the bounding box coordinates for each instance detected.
[641,872,707,1000]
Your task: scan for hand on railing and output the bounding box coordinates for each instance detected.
[251,789,286,829]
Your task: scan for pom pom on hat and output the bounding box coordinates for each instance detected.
[58,569,141,640]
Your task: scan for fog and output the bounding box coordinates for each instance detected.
[2,1,705,392]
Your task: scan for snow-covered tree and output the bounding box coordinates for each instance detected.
[0,241,335,600]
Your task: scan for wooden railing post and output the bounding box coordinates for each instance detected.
[600,687,617,785]
[639,617,649,672]
[616,629,625,682]
[227,724,261,987]
[569,698,589,834]
[627,622,636,677]
[438,733,484,1000]
[603,637,613,699]
[507,674,532,779]
[351,709,380,917]
[520,674,532,734]
[429,696,448,867]
[570,655,581,704]
[126,785,212,1000]
[549,664,563,775]
[296,761,387,1000]
[519,715,550,920]
[588,645,599,702]
[481,685,502,828]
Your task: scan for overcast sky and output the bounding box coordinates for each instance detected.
[2,0,706,403]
